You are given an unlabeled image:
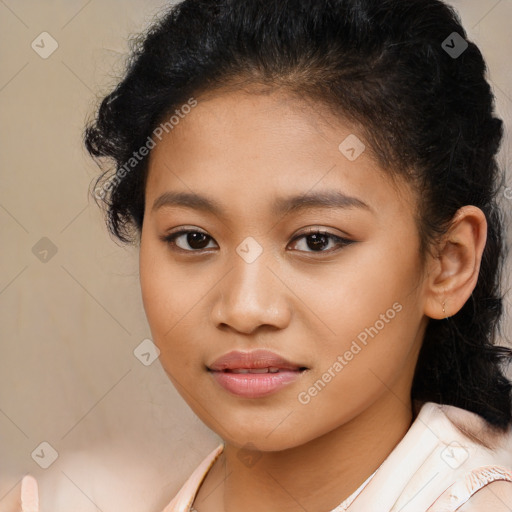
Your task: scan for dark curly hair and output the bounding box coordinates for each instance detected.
[84,0,512,429]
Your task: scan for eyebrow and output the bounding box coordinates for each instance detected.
[151,190,372,217]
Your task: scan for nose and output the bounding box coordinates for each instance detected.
[210,247,292,335]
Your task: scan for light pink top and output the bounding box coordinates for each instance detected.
[162,402,512,512]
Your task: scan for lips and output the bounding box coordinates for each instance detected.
[207,349,307,372]
[207,349,308,398]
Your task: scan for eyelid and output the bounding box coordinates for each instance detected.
[164,225,210,237]
[292,225,353,240]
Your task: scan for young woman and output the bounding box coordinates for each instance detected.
[17,0,512,510]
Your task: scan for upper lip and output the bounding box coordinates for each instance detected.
[208,349,306,371]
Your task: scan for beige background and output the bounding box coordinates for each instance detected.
[0,1,511,511]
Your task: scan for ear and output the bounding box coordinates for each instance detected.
[423,205,487,320]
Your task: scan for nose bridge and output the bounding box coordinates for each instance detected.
[231,241,272,302]
[212,236,290,333]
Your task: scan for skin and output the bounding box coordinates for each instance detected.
[139,86,487,512]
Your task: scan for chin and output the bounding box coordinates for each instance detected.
[212,419,313,452]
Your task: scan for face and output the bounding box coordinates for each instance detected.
[139,87,429,451]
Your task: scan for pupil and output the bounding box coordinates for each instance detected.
[307,233,328,251]
[188,232,209,249]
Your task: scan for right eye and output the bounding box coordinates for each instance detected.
[160,229,218,252]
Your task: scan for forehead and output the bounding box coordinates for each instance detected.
[145,87,413,219]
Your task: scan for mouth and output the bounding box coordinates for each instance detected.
[207,348,307,372]
[215,367,307,374]
[207,349,308,398]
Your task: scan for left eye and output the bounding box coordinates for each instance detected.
[160,229,354,253]
[288,230,354,253]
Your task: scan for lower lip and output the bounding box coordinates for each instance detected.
[209,370,304,398]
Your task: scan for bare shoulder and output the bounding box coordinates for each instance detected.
[458,481,512,511]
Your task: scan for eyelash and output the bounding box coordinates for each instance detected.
[159,227,354,255]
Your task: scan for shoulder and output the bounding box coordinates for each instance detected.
[457,480,512,511]
[436,402,512,454]
[393,403,512,512]
[425,465,512,512]
[421,402,512,472]
[431,403,512,511]
[161,443,224,512]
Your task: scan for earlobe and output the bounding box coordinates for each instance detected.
[423,206,487,320]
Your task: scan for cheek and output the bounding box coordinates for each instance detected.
[310,244,420,343]
[139,242,171,333]
[292,290,422,438]
[139,237,198,367]
[300,237,424,387]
